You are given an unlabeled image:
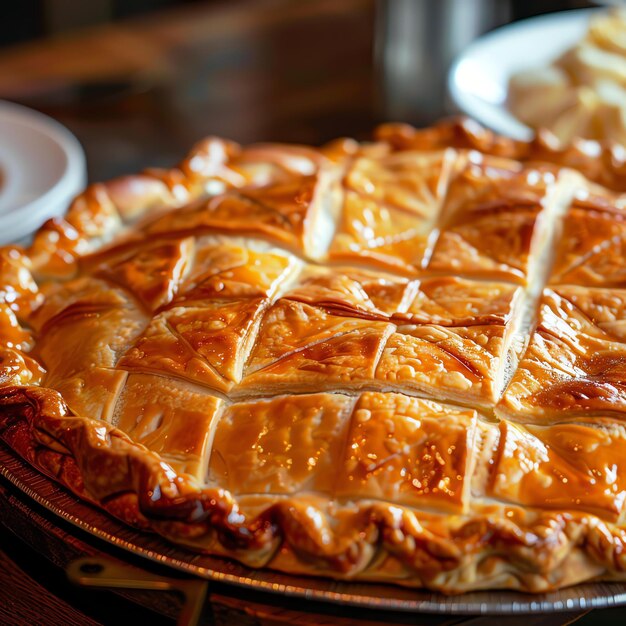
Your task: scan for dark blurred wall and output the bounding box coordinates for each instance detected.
[0,0,600,48]
[2,1,44,46]
[0,0,208,46]
[114,0,177,18]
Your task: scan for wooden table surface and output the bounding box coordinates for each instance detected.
[0,1,625,623]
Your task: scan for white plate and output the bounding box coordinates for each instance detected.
[0,100,86,244]
[447,8,600,141]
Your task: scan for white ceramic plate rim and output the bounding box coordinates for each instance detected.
[0,100,86,243]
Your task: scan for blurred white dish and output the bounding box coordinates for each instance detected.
[0,100,86,244]
[447,8,600,141]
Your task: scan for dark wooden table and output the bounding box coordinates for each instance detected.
[0,1,625,623]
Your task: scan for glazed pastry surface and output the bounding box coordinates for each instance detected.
[3,118,626,593]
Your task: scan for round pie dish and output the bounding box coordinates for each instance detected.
[0,100,86,245]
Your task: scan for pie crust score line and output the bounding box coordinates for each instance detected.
[2,118,626,593]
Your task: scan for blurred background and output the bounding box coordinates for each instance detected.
[0,0,603,180]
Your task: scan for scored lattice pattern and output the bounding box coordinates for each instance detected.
[4,120,626,592]
[23,127,626,526]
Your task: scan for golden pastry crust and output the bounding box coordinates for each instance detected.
[329,150,456,272]
[428,157,559,283]
[498,289,626,421]
[549,197,626,286]
[3,118,626,594]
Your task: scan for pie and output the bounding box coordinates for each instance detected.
[2,118,626,594]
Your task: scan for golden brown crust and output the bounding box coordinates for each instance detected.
[3,117,626,594]
[4,386,626,593]
[549,197,626,286]
[498,289,626,421]
[376,117,626,192]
